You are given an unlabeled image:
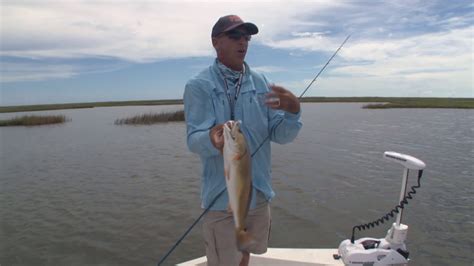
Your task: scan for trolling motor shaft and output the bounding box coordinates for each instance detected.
[337,151,426,266]
[384,151,425,227]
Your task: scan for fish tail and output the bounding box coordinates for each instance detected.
[236,228,256,251]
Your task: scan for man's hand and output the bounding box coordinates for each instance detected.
[209,124,224,153]
[266,85,301,114]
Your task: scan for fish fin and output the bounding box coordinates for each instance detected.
[236,229,256,251]
[245,184,253,217]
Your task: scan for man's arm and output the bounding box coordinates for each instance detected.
[183,81,221,157]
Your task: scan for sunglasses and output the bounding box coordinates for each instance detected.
[225,30,251,41]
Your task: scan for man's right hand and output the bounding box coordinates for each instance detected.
[209,124,224,153]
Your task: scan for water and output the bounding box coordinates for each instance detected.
[1,103,472,265]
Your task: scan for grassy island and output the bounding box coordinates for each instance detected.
[115,110,185,125]
[362,98,473,109]
[299,97,474,109]
[0,115,68,126]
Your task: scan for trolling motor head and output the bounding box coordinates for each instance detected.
[336,151,426,266]
[383,151,425,170]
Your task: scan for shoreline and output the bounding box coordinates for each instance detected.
[0,97,472,113]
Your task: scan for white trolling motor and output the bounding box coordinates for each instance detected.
[336,151,426,266]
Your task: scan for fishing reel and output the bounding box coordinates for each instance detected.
[336,151,426,266]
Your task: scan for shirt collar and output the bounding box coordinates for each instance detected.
[215,59,249,80]
[212,59,253,93]
[216,59,243,79]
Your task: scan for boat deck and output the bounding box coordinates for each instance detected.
[178,248,344,265]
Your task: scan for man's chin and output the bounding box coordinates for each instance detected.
[235,57,245,64]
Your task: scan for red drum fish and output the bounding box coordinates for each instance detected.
[223,120,255,251]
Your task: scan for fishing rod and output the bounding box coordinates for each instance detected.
[157,34,350,266]
[252,34,351,157]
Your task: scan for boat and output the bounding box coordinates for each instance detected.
[176,152,424,266]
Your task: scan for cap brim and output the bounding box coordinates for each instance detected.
[224,22,259,35]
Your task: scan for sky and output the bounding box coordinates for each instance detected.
[1,0,473,106]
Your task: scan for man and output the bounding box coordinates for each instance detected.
[183,15,302,266]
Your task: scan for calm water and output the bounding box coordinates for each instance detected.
[1,103,472,265]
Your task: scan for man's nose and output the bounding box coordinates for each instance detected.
[238,37,248,43]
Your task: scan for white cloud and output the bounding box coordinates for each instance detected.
[281,73,471,98]
[0,62,78,82]
[0,61,129,82]
[1,0,472,98]
[0,0,346,83]
[265,34,337,53]
[252,65,287,73]
[340,27,472,61]
[1,1,344,62]
[333,27,473,88]
[269,25,473,97]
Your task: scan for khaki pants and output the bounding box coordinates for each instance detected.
[202,202,271,266]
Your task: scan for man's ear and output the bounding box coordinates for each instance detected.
[212,37,219,50]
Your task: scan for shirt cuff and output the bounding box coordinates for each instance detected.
[202,129,221,156]
[284,109,301,120]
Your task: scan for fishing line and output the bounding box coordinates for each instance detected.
[157,35,350,266]
[157,189,226,266]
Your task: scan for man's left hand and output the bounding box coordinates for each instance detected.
[266,85,301,114]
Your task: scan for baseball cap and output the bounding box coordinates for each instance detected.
[211,15,259,37]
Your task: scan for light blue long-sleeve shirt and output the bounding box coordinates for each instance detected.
[183,59,302,211]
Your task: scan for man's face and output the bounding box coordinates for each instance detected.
[213,26,251,70]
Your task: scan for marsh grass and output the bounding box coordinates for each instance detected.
[115,110,185,125]
[362,98,474,109]
[0,115,68,126]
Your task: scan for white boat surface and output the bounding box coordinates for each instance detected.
[177,248,344,265]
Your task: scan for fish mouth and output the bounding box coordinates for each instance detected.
[224,120,242,140]
[224,121,236,140]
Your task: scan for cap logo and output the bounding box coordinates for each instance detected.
[228,15,242,23]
